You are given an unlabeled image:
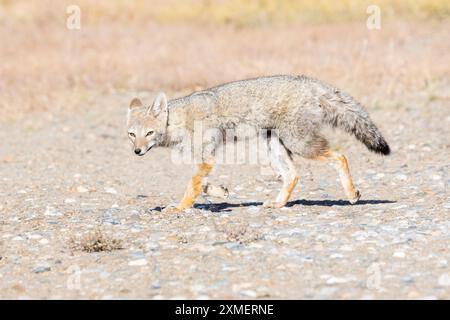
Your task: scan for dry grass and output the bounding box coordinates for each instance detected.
[157,0,450,26]
[0,1,449,121]
[70,228,123,253]
[215,221,263,244]
[2,0,449,25]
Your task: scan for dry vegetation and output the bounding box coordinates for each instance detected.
[0,0,449,121]
[70,228,123,253]
[215,221,263,244]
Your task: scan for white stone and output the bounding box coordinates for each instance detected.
[438,274,450,287]
[240,290,257,298]
[76,186,89,193]
[105,187,117,194]
[393,251,406,258]
[128,259,147,266]
[392,205,408,210]
[339,245,353,252]
[44,206,61,216]
[326,277,349,285]
[247,206,260,213]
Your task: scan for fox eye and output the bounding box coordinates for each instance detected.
[128,132,135,138]
[146,131,154,137]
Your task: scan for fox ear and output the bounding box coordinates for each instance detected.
[129,98,143,109]
[148,92,168,116]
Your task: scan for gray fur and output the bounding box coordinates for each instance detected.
[164,75,390,158]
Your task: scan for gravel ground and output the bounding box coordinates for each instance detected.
[0,91,449,299]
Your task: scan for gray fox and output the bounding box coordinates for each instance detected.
[126,75,390,212]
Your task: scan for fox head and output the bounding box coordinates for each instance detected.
[126,92,168,156]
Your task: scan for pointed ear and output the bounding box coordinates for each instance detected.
[129,97,143,109]
[148,92,167,116]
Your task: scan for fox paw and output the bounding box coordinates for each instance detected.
[349,190,361,204]
[263,200,286,209]
[162,205,184,214]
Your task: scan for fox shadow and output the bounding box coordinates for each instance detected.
[150,198,396,213]
[194,199,395,212]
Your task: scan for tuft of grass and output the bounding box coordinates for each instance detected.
[215,222,263,244]
[70,228,123,253]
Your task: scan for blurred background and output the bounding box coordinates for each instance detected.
[0,0,449,120]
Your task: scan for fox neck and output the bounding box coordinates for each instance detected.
[164,91,218,147]
[162,98,190,147]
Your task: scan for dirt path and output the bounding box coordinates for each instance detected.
[0,91,449,299]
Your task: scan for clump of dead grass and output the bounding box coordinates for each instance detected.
[215,221,263,244]
[70,228,123,253]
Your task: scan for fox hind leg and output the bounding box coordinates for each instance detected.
[263,136,299,208]
[315,149,361,204]
[279,131,360,204]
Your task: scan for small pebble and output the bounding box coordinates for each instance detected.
[128,259,147,266]
[240,290,257,298]
[105,187,117,194]
[326,277,349,285]
[151,281,161,289]
[247,206,260,213]
[33,265,51,273]
[438,274,450,287]
[393,251,406,258]
[39,239,49,245]
[44,206,61,216]
[76,186,89,193]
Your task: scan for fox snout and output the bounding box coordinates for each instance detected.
[133,144,153,156]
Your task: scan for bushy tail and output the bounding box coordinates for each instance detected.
[320,90,390,155]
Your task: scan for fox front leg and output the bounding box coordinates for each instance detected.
[161,163,214,213]
[179,162,215,209]
[164,139,219,213]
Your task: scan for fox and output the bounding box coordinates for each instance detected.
[126,75,390,212]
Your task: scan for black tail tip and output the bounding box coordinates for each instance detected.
[370,140,391,155]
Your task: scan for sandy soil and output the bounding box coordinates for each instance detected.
[0,87,449,299]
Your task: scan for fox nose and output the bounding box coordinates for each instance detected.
[134,148,141,155]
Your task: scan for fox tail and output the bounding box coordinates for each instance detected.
[320,89,390,155]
